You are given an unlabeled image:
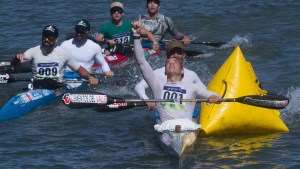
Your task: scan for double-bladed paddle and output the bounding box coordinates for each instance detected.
[62,91,289,110]
[0,73,125,86]
[0,74,90,84]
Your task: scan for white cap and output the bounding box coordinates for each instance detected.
[111,2,124,10]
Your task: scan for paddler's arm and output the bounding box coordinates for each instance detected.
[95,33,104,42]
[134,79,150,100]
[11,49,33,66]
[195,84,221,104]
[95,33,115,46]
[132,23,158,95]
[65,50,98,85]
[166,17,190,45]
[134,80,156,110]
[10,54,23,66]
[137,15,159,50]
[76,66,98,85]
[140,28,159,50]
[94,46,114,77]
[170,28,191,45]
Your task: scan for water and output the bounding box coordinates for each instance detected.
[1,0,300,168]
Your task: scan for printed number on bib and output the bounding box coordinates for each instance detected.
[163,91,183,100]
[37,62,59,79]
[161,87,187,111]
[113,32,131,44]
[114,36,130,44]
[162,86,187,104]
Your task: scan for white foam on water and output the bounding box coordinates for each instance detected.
[280,87,300,128]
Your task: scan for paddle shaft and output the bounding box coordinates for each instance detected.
[62,92,289,110]
[0,65,31,74]
[1,76,126,86]
[111,96,287,110]
[189,41,226,47]
[1,78,87,84]
[163,40,226,48]
[0,61,11,66]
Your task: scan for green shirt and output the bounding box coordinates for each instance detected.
[98,20,133,44]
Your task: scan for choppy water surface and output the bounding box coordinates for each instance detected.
[0,0,300,168]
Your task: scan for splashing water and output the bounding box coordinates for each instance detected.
[222,35,253,49]
[280,87,300,128]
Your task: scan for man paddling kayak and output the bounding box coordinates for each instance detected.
[134,40,207,110]
[61,19,114,77]
[132,22,219,122]
[141,0,191,45]
[11,25,98,89]
[95,1,159,52]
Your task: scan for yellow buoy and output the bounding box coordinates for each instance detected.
[200,46,288,136]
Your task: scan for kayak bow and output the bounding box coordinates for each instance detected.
[0,81,87,121]
[155,118,200,156]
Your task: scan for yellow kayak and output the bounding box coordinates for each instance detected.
[200,46,288,136]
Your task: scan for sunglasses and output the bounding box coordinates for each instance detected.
[75,29,87,35]
[42,34,56,41]
[110,8,123,15]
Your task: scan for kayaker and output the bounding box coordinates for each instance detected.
[60,19,114,77]
[10,25,98,89]
[95,1,159,53]
[132,22,219,122]
[141,0,191,45]
[134,40,207,110]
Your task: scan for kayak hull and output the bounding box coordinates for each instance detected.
[200,46,288,136]
[93,47,161,70]
[155,119,200,156]
[0,83,87,121]
[159,130,198,157]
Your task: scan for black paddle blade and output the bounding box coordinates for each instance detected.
[62,92,147,111]
[235,94,289,110]
[62,92,112,109]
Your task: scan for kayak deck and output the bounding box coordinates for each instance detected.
[159,130,198,157]
[154,118,201,157]
[0,83,87,121]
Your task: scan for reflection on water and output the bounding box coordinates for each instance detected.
[157,133,283,169]
[191,133,282,168]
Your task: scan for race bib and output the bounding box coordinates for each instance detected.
[160,85,187,111]
[112,32,130,44]
[36,62,59,79]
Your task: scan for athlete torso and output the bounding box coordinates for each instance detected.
[98,20,133,44]
[23,45,80,81]
[141,13,175,41]
[60,39,110,72]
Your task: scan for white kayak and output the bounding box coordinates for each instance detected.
[154,119,200,156]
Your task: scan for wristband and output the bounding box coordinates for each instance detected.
[153,41,158,45]
[133,35,141,39]
[133,34,141,39]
